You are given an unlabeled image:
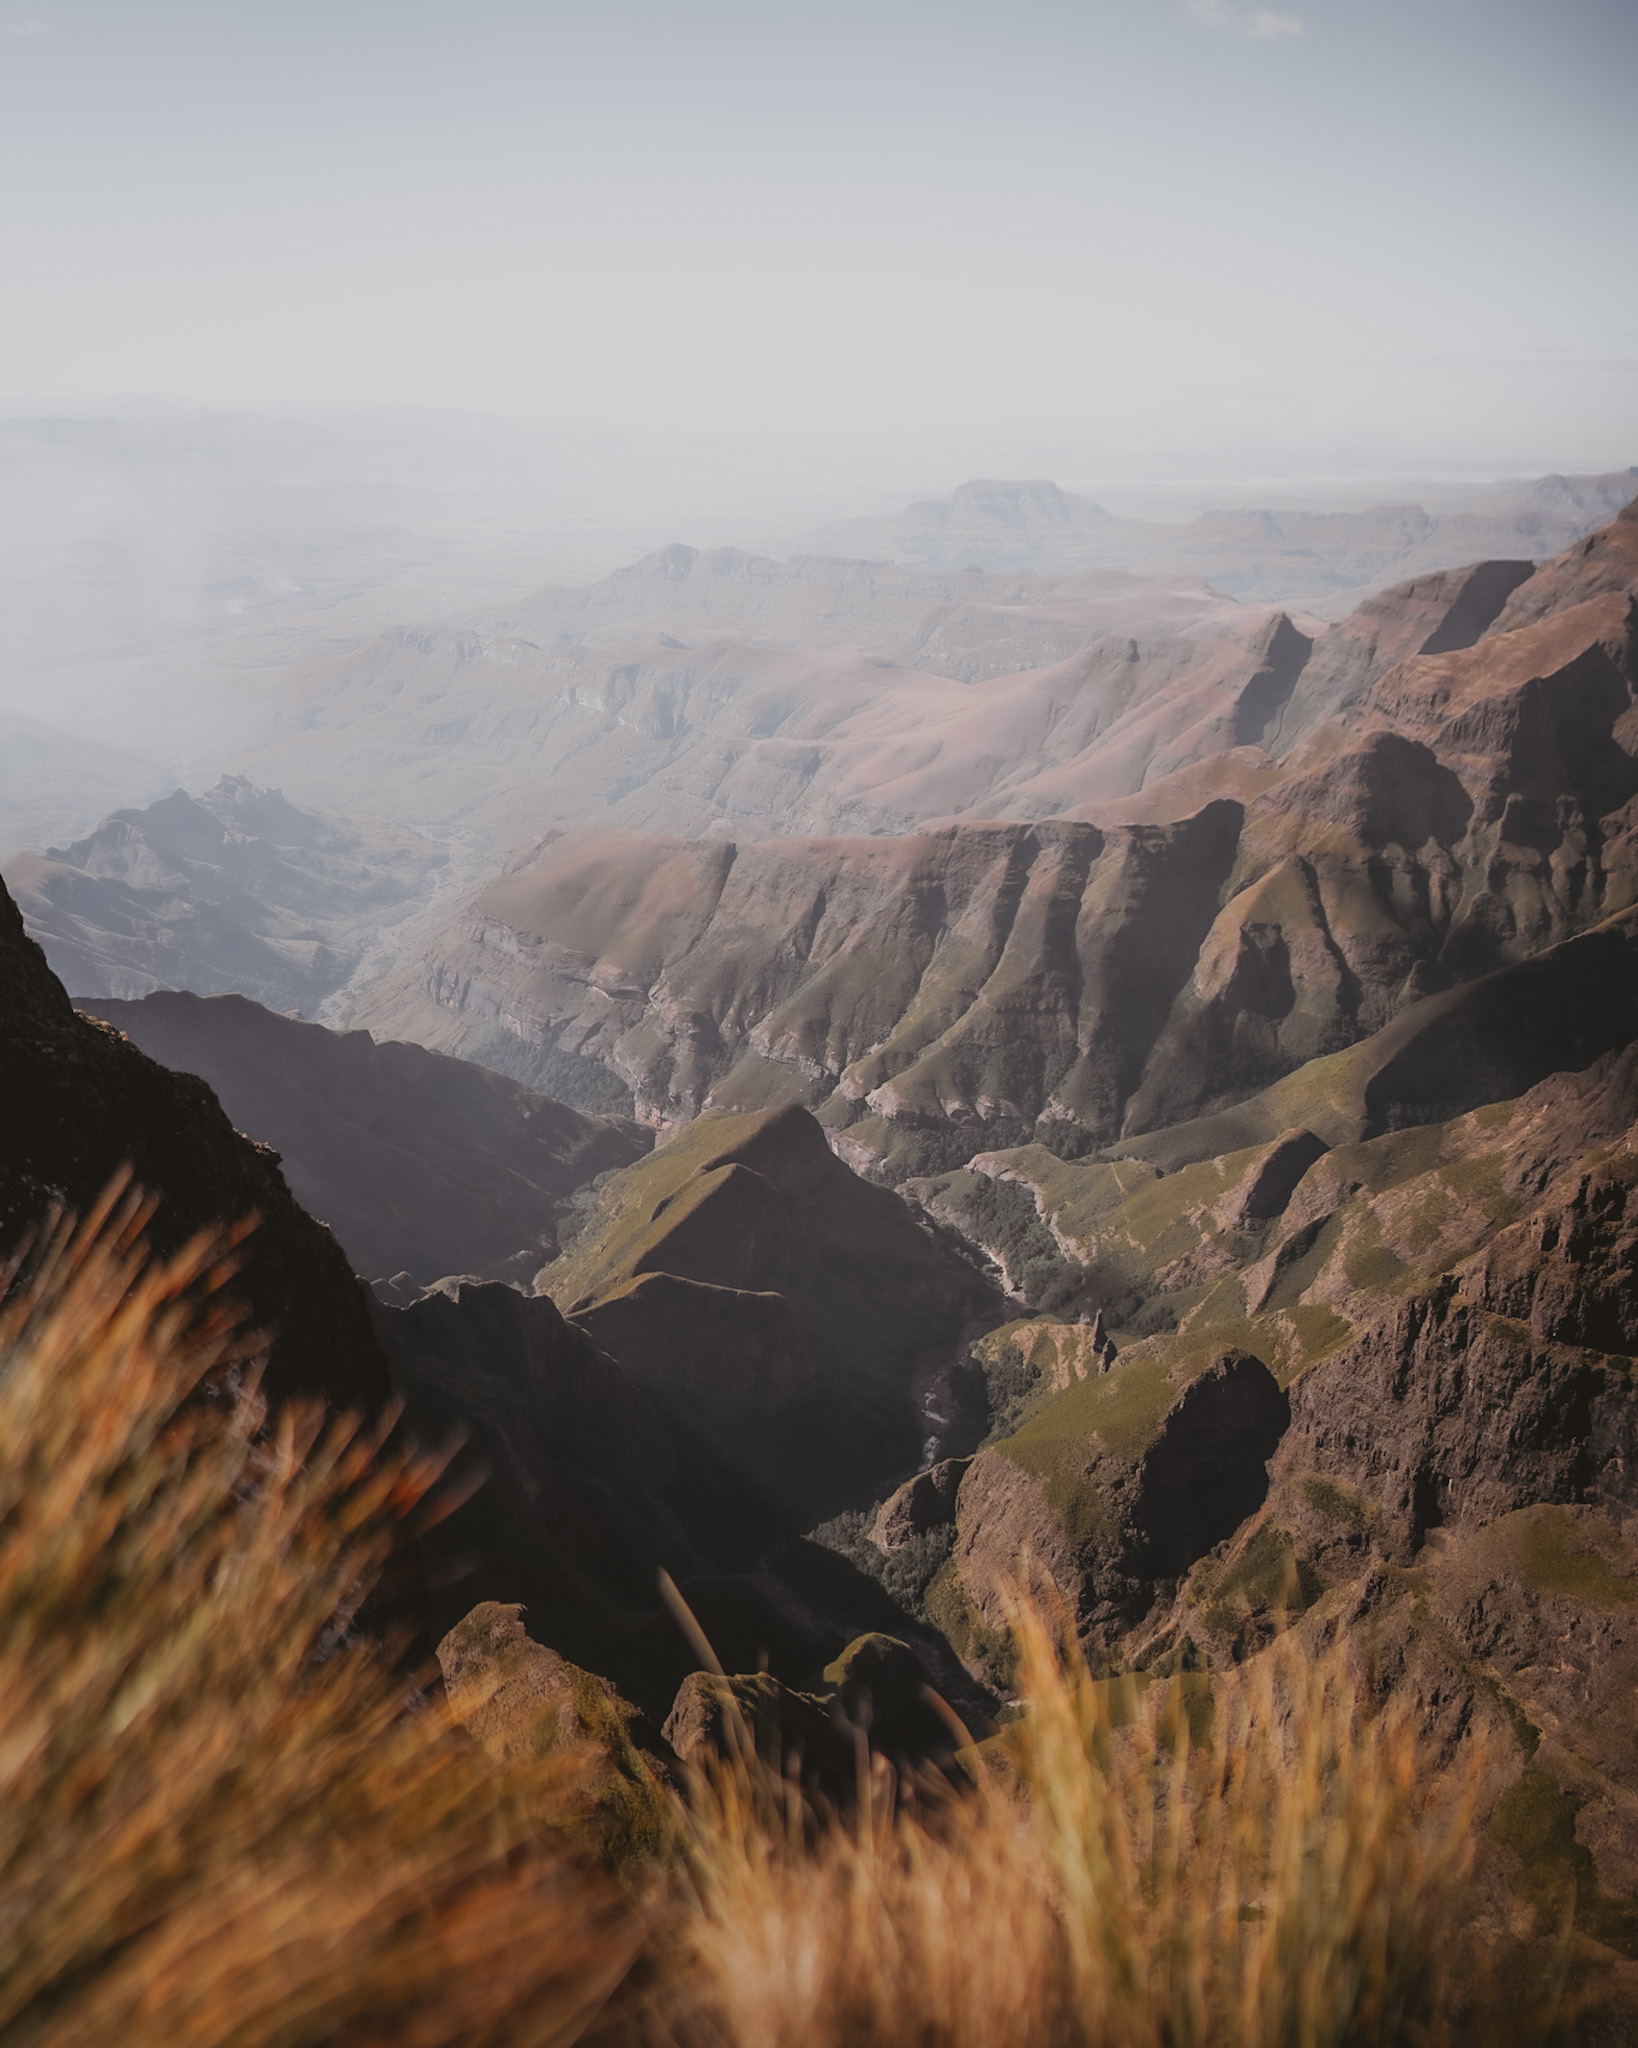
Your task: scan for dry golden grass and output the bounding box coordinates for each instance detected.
[622,1598,1547,2048]
[0,1184,1575,2048]
[0,1185,638,2048]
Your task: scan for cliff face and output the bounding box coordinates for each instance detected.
[358,499,1638,1172]
[916,1024,1638,1681]
[0,875,390,1413]
[81,990,648,1289]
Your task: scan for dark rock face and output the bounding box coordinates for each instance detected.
[0,874,390,1414]
[952,1349,1289,1648]
[81,990,647,1287]
[1276,1288,1635,1558]
[873,1459,971,1552]
[373,1280,765,1702]
[663,1670,840,1783]
[1461,1166,1638,1359]
[1130,1352,1294,1579]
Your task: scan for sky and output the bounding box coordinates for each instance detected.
[1,0,1635,491]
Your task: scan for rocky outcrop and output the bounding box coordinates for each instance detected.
[663,1630,957,1792]
[82,990,647,1287]
[947,1349,1289,1650]
[663,1671,837,1777]
[0,871,390,1414]
[1461,1163,1638,1356]
[437,1600,662,1770]
[873,1459,971,1551]
[436,1601,675,1863]
[1274,1287,1636,1560]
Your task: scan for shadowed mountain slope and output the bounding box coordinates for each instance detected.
[374,1279,991,1727]
[0,873,390,1414]
[540,1105,1004,1520]
[79,991,649,1289]
[1,869,974,1719]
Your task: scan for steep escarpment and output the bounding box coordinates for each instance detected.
[3,868,986,1720]
[81,990,649,1288]
[539,1104,1005,1519]
[916,1027,1638,1694]
[0,873,390,1413]
[364,497,1638,1175]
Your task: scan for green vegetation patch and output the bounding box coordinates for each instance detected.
[923,1558,1016,1695]
[541,1109,769,1303]
[1200,1523,1321,1643]
[975,1333,1055,1444]
[1493,1769,1638,1956]
[808,1506,956,1623]
[1261,1212,1348,1315]
[936,1171,1081,1308]
[1438,1150,1521,1227]
[1342,1209,1408,1294]
[1300,1474,1374,1538]
[1281,1302,1353,1371]
[1506,1507,1638,1608]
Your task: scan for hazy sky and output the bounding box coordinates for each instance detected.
[2,0,1635,482]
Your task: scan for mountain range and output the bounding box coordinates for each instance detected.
[345,508,1637,1163]
[793,470,1638,597]
[5,475,1638,2006]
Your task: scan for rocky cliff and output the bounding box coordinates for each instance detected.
[358,495,1638,1176]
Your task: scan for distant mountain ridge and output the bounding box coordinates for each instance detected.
[9,775,448,1018]
[793,469,1638,595]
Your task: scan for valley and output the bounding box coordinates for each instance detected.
[5,463,1638,2030]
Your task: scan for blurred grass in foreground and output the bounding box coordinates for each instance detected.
[0,1186,635,2047]
[621,1602,1553,2048]
[0,1189,1574,2046]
